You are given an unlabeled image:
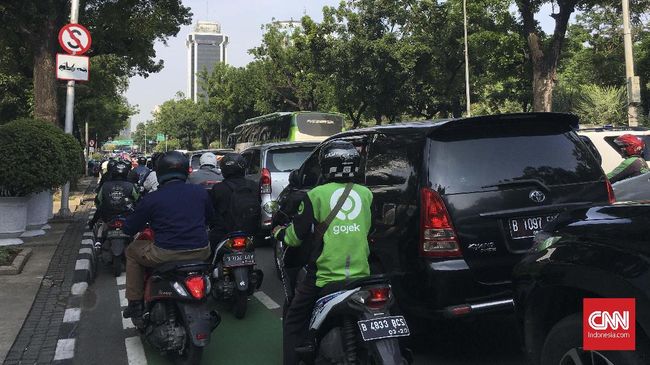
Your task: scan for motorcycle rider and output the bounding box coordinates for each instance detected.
[121,151,215,319]
[607,134,650,183]
[88,160,139,231]
[141,152,162,193]
[187,152,223,188]
[272,140,373,365]
[208,153,260,248]
[127,156,150,185]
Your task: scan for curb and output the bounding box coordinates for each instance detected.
[52,191,97,364]
[0,248,32,275]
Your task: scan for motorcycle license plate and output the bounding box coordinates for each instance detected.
[223,252,255,267]
[357,315,410,341]
[107,230,128,238]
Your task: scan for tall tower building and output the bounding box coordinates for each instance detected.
[186,21,229,102]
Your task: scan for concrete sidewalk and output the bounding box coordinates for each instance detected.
[0,177,94,364]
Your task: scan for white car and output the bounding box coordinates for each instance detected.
[578,126,650,173]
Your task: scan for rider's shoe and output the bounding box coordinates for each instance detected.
[122,300,143,319]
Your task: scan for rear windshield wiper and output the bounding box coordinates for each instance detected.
[481,179,550,191]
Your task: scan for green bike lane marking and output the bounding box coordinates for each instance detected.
[143,298,283,365]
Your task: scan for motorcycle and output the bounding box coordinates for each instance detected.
[299,275,411,364]
[93,214,131,276]
[132,260,220,365]
[210,232,264,319]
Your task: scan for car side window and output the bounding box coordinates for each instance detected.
[300,150,321,188]
[365,134,417,187]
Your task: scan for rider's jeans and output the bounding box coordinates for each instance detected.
[283,271,321,365]
[125,240,210,301]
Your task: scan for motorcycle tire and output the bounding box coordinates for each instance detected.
[233,289,248,319]
[112,256,122,277]
[173,341,203,365]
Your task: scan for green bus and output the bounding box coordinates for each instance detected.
[227,111,344,151]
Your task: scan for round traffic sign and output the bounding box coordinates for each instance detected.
[58,24,92,55]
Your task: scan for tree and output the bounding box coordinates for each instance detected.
[0,0,192,125]
[154,94,200,150]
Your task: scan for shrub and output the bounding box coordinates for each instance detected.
[0,118,83,196]
[573,85,627,126]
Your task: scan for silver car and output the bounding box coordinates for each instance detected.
[240,142,318,235]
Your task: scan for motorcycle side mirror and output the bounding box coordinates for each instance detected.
[289,169,300,187]
[267,201,280,213]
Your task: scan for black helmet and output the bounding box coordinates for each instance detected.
[156,151,189,184]
[137,156,147,166]
[107,158,118,172]
[319,140,360,181]
[149,152,163,169]
[112,161,130,180]
[220,153,247,178]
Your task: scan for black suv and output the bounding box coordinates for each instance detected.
[275,113,613,320]
[514,203,650,365]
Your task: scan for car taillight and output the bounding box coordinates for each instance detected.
[110,219,124,229]
[231,237,246,250]
[367,287,390,309]
[260,168,271,194]
[188,166,193,173]
[606,179,616,204]
[420,188,462,258]
[185,276,205,299]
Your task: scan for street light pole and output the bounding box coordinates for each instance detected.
[57,0,80,217]
[622,0,640,126]
[463,0,471,117]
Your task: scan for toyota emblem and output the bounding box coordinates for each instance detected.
[529,190,546,203]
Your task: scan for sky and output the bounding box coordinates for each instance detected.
[125,1,561,130]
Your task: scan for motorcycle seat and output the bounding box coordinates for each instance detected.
[320,274,390,296]
[152,260,210,274]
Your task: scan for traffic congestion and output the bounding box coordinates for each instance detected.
[76,111,650,365]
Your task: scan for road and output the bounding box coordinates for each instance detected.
[74,246,527,365]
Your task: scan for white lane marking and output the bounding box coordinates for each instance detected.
[122,315,135,329]
[253,291,281,309]
[71,282,88,296]
[83,232,93,238]
[116,273,126,286]
[63,308,81,323]
[79,247,93,255]
[53,338,75,360]
[119,288,128,307]
[75,259,90,271]
[81,238,94,246]
[125,336,148,365]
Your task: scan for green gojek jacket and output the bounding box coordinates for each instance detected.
[607,156,650,184]
[279,182,373,288]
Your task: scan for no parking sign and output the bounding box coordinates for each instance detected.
[58,23,92,55]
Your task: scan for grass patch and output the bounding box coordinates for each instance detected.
[0,247,21,266]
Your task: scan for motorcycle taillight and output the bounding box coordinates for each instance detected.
[367,287,390,309]
[231,237,246,250]
[110,219,124,229]
[138,227,154,241]
[185,276,206,300]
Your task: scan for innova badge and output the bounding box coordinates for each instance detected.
[529,190,546,203]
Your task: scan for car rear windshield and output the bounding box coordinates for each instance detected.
[428,122,603,194]
[603,135,650,160]
[266,147,313,172]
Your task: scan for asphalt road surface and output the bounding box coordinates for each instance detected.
[74,245,528,365]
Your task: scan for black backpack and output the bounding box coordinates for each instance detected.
[224,180,260,235]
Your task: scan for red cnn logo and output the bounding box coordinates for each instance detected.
[583,298,635,351]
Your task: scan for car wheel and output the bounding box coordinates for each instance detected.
[541,313,648,365]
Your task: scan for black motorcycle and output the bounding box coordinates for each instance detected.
[210,232,263,319]
[133,261,220,365]
[93,214,131,276]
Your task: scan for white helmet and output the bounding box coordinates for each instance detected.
[199,152,217,167]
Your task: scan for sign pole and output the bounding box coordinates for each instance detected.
[58,0,80,217]
[84,121,89,176]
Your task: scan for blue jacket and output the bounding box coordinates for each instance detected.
[124,180,214,251]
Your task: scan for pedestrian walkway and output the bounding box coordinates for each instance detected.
[0,178,94,364]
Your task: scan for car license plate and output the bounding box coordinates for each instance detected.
[223,252,255,267]
[508,214,558,239]
[357,315,410,341]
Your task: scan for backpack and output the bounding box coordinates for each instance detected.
[224,180,260,235]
